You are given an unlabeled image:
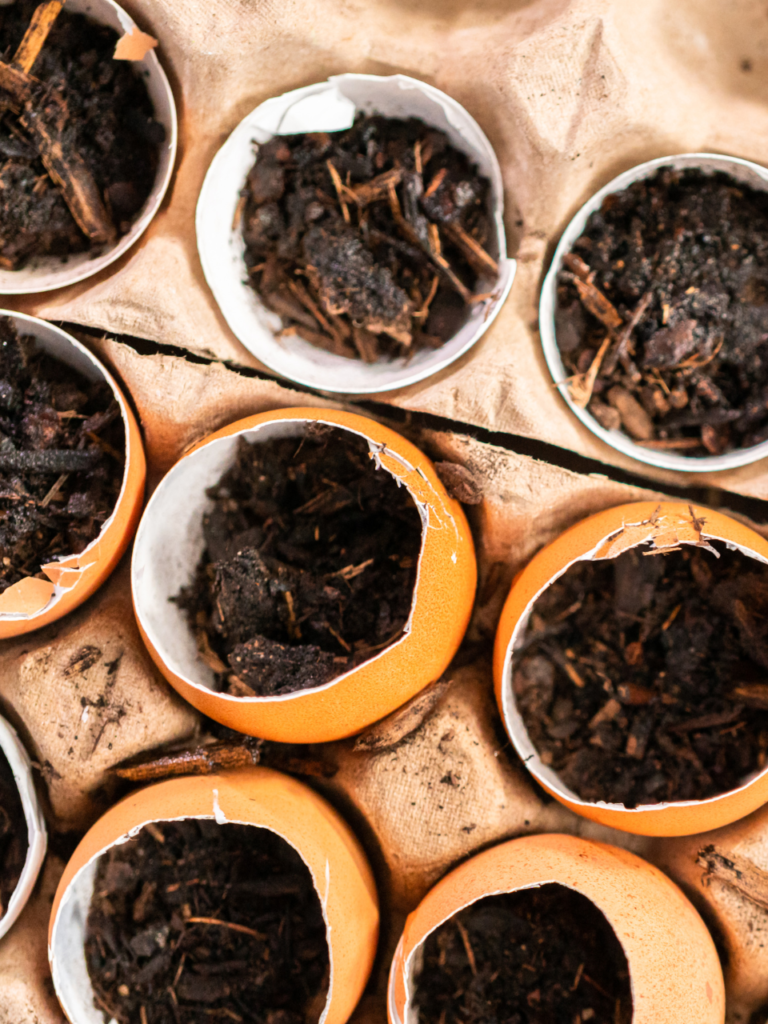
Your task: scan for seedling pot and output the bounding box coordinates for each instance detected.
[196,73,515,394]
[0,713,47,941]
[387,833,724,1024]
[48,767,379,1024]
[494,500,768,836]
[0,312,146,639]
[131,407,477,743]
[540,152,768,472]
[0,0,177,294]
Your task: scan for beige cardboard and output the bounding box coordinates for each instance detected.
[0,559,199,831]
[10,0,768,497]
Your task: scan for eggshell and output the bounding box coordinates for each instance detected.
[0,713,47,941]
[49,767,379,1024]
[196,73,515,394]
[0,0,177,294]
[387,833,724,1024]
[539,152,768,472]
[132,407,477,743]
[494,500,768,836]
[0,313,146,639]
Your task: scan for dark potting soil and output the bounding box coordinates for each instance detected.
[241,114,497,362]
[0,0,163,269]
[85,820,330,1024]
[556,167,768,456]
[0,746,27,920]
[515,540,768,807]
[0,315,125,594]
[174,426,423,697]
[414,884,632,1024]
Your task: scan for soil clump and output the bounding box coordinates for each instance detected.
[515,540,768,806]
[241,114,497,361]
[414,884,632,1024]
[0,316,125,594]
[175,426,422,697]
[556,167,768,456]
[85,820,330,1024]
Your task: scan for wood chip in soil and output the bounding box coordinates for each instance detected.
[413,884,631,1024]
[0,745,26,920]
[0,0,164,269]
[555,167,768,456]
[0,315,125,594]
[241,114,497,362]
[85,820,330,1024]
[174,425,422,697]
[514,540,768,807]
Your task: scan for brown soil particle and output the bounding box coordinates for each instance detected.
[515,541,768,807]
[85,820,330,1024]
[556,167,768,455]
[414,884,632,1024]
[0,746,27,919]
[0,0,163,269]
[0,316,125,594]
[175,426,422,697]
[242,115,497,361]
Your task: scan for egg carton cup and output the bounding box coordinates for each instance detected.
[540,152,768,473]
[0,0,177,294]
[196,73,515,394]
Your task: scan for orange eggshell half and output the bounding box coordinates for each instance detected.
[388,833,724,1024]
[132,407,477,743]
[49,767,379,1024]
[494,500,768,836]
[0,314,145,639]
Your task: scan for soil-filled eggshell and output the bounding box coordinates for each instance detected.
[49,767,379,1024]
[0,313,146,640]
[494,500,768,836]
[132,407,477,743]
[388,833,724,1024]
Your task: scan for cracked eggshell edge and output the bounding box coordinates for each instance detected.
[131,407,476,743]
[493,500,768,836]
[540,152,768,472]
[196,72,515,394]
[48,768,379,1024]
[386,833,724,1024]
[0,313,146,639]
[0,714,47,941]
[0,0,177,294]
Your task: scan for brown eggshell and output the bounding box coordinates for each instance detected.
[388,833,724,1024]
[493,500,768,836]
[0,314,146,640]
[49,767,379,1024]
[132,407,477,743]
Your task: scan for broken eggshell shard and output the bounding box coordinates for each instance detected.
[387,833,724,1024]
[196,73,515,394]
[494,500,768,836]
[131,407,477,743]
[48,767,379,1024]
[0,0,177,294]
[0,313,146,639]
[0,713,47,941]
[540,152,768,472]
